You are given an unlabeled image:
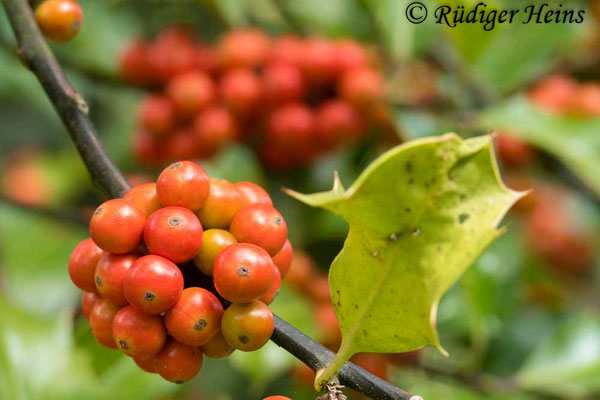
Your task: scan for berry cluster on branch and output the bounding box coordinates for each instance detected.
[119,27,390,169]
[70,160,292,383]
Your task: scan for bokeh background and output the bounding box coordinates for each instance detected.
[1,0,600,399]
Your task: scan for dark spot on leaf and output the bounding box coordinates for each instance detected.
[237,266,249,277]
[460,194,467,201]
[238,335,249,344]
[412,228,421,237]
[458,214,469,224]
[194,319,207,331]
[388,233,398,241]
[144,292,155,301]
[354,304,359,309]
[405,161,413,172]
[408,178,414,184]
[405,207,411,213]
[118,340,129,350]
[336,301,341,307]
[371,249,379,257]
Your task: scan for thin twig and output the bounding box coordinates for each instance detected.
[1,0,420,399]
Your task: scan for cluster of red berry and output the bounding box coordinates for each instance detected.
[34,0,83,42]
[119,27,388,168]
[529,74,600,117]
[68,160,293,383]
[495,134,595,279]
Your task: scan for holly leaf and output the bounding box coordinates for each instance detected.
[285,134,521,388]
[478,95,600,197]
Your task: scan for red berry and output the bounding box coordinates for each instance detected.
[156,161,210,211]
[95,253,140,306]
[263,62,304,104]
[89,199,145,254]
[308,275,331,304]
[69,238,105,292]
[570,83,600,117]
[132,129,163,166]
[302,38,339,84]
[112,306,167,358]
[81,291,101,320]
[218,28,270,69]
[193,229,237,276]
[153,339,203,383]
[193,106,238,158]
[196,179,243,229]
[123,183,161,219]
[165,287,224,346]
[144,206,204,263]
[334,39,371,72]
[163,128,202,161]
[166,71,215,118]
[351,353,389,381]
[269,35,305,66]
[263,397,292,400]
[213,243,275,303]
[134,357,157,373]
[201,330,235,358]
[230,204,288,256]
[118,40,151,85]
[315,100,364,149]
[266,103,315,155]
[285,250,315,292]
[529,74,576,114]
[146,28,197,84]
[35,0,83,42]
[220,68,262,115]
[89,298,120,349]
[123,255,184,315]
[138,95,174,137]
[271,239,293,277]
[495,134,535,167]
[234,181,273,208]
[259,266,281,305]
[221,301,274,351]
[338,67,384,107]
[315,302,341,347]
[195,45,217,72]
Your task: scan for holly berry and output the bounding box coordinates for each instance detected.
[119,40,151,85]
[193,229,237,276]
[134,357,157,373]
[259,266,281,305]
[81,291,100,320]
[89,298,120,349]
[69,238,105,292]
[495,134,535,167]
[166,71,215,118]
[123,255,184,315]
[220,68,262,115]
[196,179,243,229]
[193,106,238,158]
[335,39,371,72]
[213,243,275,303]
[90,199,145,254]
[35,0,83,43]
[123,183,161,218]
[285,250,315,292]
[201,330,235,358]
[302,38,339,84]
[269,35,304,66]
[339,67,384,107]
[263,62,304,104]
[112,306,167,358]
[156,161,210,211]
[234,181,273,208]
[265,103,315,156]
[315,100,364,149]
[144,206,204,263]
[218,28,270,69]
[221,301,274,351]
[230,204,288,256]
[138,95,174,137]
[263,397,292,400]
[153,339,203,383]
[271,239,292,277]
[165,287,224,346]
[95,252,139,306]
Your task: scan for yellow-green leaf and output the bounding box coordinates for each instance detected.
[286,134,521,388]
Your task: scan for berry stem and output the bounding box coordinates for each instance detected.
[1,0,420,398]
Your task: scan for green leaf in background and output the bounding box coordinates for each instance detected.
[0,205,86,314]
[478,96,600,197]
[286,134,521,388]
[517,312,600,399]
